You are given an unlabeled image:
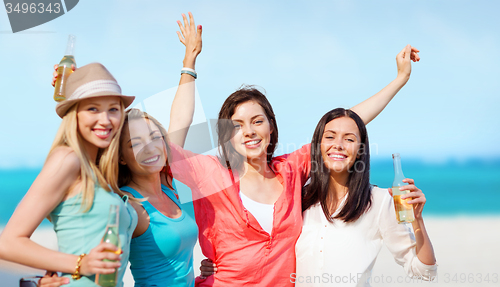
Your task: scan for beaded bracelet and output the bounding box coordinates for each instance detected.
[71,253,87,280]
[181,68,197,79]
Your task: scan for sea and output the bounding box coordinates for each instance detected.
[1,158,500,226]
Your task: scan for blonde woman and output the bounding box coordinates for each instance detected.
[38,13,203,287]
[0,63,138,286]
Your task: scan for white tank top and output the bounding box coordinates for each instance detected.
[239,191,275,234]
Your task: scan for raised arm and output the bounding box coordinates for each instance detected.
[168,12,202,147]
[0,148,121,276]
[351,44,420,124]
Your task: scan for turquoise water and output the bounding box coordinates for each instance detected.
[1,159,500,225]
[0,168,52,226]
[370,158,500,216]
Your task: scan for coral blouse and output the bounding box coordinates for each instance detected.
[169,143,311,286]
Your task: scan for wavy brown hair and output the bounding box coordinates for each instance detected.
[217,85,278,170]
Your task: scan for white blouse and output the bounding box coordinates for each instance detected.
[295,186,437,287]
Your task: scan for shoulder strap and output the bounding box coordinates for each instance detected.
[120,186,156,215]
[161,184,181,206]
[120,186,143,199]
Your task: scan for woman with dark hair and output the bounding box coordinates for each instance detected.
[295,108,436,286]
[168,45,421,286]
[301,108,373,223]
[216,87,279,170]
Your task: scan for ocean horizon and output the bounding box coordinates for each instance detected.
[1,158,500,225]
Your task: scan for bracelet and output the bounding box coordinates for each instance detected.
[71,253,87,280]
[181,67,196,73]
[181,68,197,79]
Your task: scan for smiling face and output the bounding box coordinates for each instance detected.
[321,116,361,175]
[77,96,122,154]
[120,117,166,176]
[229,101,273,162]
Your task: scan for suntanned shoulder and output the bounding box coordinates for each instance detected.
[44,146,81,178]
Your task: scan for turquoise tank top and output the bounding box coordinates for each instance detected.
[49,185,138,286]
[122,183,198,287]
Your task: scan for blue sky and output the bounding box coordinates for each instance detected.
[0,0,499,168]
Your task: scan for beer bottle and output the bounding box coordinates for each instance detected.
[96,205,121,287]
[53,35,76,102]
[392,153,415,223]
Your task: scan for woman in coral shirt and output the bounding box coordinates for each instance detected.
[169,44,420,286]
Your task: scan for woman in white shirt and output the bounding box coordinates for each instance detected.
[295,108,437,287]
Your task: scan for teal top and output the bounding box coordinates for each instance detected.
[49,185,138,286]
[122,183,198,287]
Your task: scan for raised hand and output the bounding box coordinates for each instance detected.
[396,44,420,81]
[51,64,76,87]
[79,242,122,276]
[176,12,202,68]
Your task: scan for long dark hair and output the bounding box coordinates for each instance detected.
[217,85,278,170]
[118,108,173,189]
[302,108,372,223]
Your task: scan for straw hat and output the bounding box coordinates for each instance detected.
[55,63,135,118]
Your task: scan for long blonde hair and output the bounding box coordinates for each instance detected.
[48,101,127,212]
